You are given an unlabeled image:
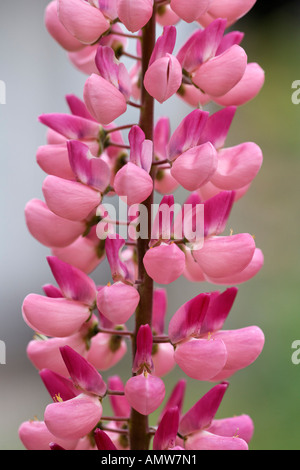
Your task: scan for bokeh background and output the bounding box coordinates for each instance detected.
[0,0,300,450]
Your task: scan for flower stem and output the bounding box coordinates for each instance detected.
[129,11,156,452]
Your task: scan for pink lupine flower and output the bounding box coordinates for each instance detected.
[198,0,257,28]
[114,126,153,205]
[144,26,182,103]
[45,393,103,440]
[84,45,131,125]
[117,0,154,33]
[25,199,85,248]
[87,332,127,371]
[57,0,110,45]
[45,0,84,52]
[177,19,247,98]
[169,288,265,381]
[97,282,140,324]
[125,325,165,415]
[18,420,78,451]
[207,414,254,444]
[179,383,249,450]
[170,0,210,23]
[143,240,186,285]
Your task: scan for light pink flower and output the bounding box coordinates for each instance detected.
[170,0,210,23]
[97,282,140,324]
[45,0,84,52]
[198,0,257,28]
[117,0,154,33]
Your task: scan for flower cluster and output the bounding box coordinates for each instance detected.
[19,0,265,451]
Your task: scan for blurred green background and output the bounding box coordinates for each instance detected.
[0,0,300,450]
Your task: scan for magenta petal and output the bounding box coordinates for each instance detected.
[153,407,180,450]
[94,429,117,450]
[200,287,238,334]
[200,106,236,150]
[170,142,218,190]
[152,288,168,335]
[193,45,247,97]
[168,292,211,344]
[159,379,187,422]
[203,191,235,238]
[25,199,85,248]
[132,324,153,373]
[193,233,256,279]
[125,374,165,416]
[39,113,100,140]
[143,243,186,285]
[60,345,107,397]
[47,256,97,306]
[174,338,227,380]
[39,369,79,402]
[44,393,103,440]
[149,26,177,65]
[185,430,248,450]
[22,294,90,337]
[179,382,228,436]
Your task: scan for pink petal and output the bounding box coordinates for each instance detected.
[152,343,176,377]
[211,326,265,377]
[39,369,79,402]
[25,199,85,248]
[200,287,238,334]
[96,282,140,324]
[57,0,109,44]
[143,243,186,284]
[36,144,74,180]
[19,420,78,451]
[114,162,153,206]
[170,0,210,23]
[42,175,101,221]
[159,379,187,421]
[152,288,168,335]
[206,247,264,285]
[208,0,257,26]
[207,415,254,443]
[45,0,84,52]
[193,45,247,97]
[203,191,235,237]
[22,294,90,337]
[44,393,103,440]
[144,54,182,103]
[185,430,248,450]
[211,142,263,190]
[199,106,236,150]
[156,5,180,27]
[149,26,177,65]
[124,373,165,416]
[170,142,218,190]
[107,376,131,418]
[193,233,256,279]
[84,74,127,125]
[174,337,227,380]
[132,324,154,373]
[117,0,154,32]
[68,45,99,75]
[214,62,265,107]
[94,429,117,450]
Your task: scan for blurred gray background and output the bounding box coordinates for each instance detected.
[1,0,300,450]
